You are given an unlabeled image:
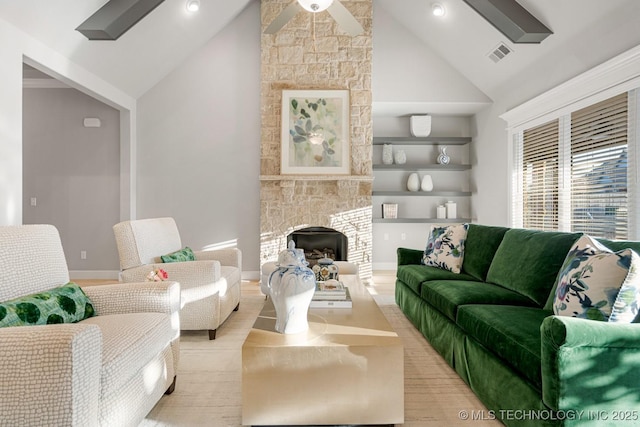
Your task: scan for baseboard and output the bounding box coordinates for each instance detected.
[69,270,120,280]
[242,270,260,281]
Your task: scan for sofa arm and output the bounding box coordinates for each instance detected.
[0,324,102,426]
[541,315,640,416]
[397,247,423,266]
[81,281,181,318]
[121,261,221,283]
[194,248,242,269]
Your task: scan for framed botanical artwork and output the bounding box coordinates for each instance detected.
[281,89,350,175]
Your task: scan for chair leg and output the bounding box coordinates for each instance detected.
[234,303,240,311]
[208,329,217,340]
[165,376,177,395]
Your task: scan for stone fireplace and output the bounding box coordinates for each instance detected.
[288,226,348,266]
[259,0,373,279]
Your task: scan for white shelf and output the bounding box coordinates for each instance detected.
[373,191,471,197]
[373,164,471,171]
[373,218,472,223]
[372,136,471,145]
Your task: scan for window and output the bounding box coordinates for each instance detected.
[570,93,628,239]
[514,92,632,239]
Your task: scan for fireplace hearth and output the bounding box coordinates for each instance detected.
[287,227,348,267]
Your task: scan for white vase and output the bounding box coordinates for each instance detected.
[446,200,457,219]
[382,144,394,165]
[394,149,406,165]
[407,173,420,192]
[437,146,450,165]
[269,241,316,334]
[421,175,433,191]
[436,205,447,219]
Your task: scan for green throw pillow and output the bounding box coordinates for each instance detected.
[161,246,196,263]
[0,282,95,328]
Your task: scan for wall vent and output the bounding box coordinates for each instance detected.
[488,42,512,63]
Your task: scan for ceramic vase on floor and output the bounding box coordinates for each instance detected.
[407,173,420,192]
[268,241,316,334]
[421,175,433,191]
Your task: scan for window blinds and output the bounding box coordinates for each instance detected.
[521,119,559,231]
[570,92,628,239]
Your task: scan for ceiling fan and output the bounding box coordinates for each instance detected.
[265,0,364,36]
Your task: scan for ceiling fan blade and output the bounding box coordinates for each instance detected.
[327,0,364,36]
[264,1,302,34]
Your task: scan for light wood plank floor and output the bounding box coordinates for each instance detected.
[75,273,501,427]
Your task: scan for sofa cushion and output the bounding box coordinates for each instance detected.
[457,305,552,390]
[486,229,581,306]
[422,224,469,273]
[553,235,640,322]
[161,246,196,263]
[461,224,509,281]
[544,238,640,310]
[397,265,479,295]
[0,282,95,328]
[420,280,537,322]
[81,312,173,398]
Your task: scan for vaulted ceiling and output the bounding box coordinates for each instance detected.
[3,0,640,102]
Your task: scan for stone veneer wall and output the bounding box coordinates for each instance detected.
[260,0,373,279]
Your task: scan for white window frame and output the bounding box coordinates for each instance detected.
[502,45,640,238]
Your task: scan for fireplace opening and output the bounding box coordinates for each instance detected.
[287,226,348,267]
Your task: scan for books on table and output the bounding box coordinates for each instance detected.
[311,280,352,308]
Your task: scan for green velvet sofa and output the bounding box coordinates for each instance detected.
[395,224,640,427]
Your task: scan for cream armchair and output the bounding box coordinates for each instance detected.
[0,224,180,427]
[113,217,241,340]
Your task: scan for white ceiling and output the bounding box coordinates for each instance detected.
[3,0,640,102]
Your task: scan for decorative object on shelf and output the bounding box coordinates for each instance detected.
[437,205,447,219]
[281,89,350,175]
[268,241,316,334]
[437,146,450,165]
[410,115,432,137]
[394,149,406,165]
[382,203,398,219]
[382,143,394,165]
[312,255,340,282]
[421,174,434,192]
[446,200,457,219]
[407,173,420,192]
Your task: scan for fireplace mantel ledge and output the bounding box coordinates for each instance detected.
[260,175,373,182]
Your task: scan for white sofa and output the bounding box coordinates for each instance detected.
[0,224,180,427]
[113,217,241,340]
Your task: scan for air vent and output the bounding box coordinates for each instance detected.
[488,42,512,63]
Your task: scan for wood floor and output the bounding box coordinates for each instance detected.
[75,273,500,427]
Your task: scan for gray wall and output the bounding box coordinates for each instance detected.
[137,1,261,274]
[22,87,121,272]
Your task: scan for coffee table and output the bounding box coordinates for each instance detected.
[242,275,404,426]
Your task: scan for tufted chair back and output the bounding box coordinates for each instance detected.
[0,224,70,301]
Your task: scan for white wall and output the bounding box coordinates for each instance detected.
[137,2,261,276]
[23,88,121,271]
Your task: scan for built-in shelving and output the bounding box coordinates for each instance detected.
[372,136,471,145]
[373,218,472,224]
[372,134,472,224]
[373,164,471,171]
[373,191,471,197]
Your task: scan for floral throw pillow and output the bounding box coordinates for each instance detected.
[553,235,640,322]
[421,224,469,274]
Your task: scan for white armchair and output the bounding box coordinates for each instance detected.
[113,217,241,340]
[0,224,180,427]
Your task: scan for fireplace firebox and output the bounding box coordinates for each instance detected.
[287,227,348,267]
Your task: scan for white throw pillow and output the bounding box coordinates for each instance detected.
[422,224,469,274]
[553,234,640,322]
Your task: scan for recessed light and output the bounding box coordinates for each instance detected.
[186,0,200,13]
[432,3,446,17]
